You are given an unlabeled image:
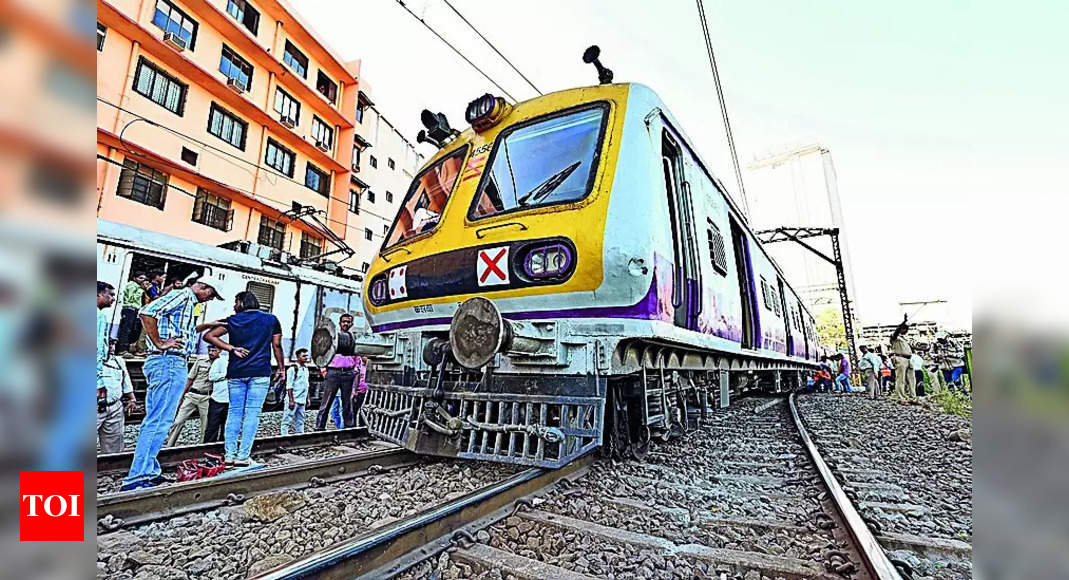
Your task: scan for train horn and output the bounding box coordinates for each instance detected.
[449,297,546,369]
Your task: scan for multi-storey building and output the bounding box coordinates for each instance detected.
[96,0,362,263]
[348,81,424,274]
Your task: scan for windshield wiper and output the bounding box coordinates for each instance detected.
[517,161,581,206]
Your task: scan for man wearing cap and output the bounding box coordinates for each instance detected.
[121,278,222,491]
[889,315,916,402]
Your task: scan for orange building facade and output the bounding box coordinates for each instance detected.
[96,0,364,260]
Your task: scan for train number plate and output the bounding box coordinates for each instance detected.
[413,304,434,314]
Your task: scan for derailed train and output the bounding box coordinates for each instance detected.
[354,80,819,468]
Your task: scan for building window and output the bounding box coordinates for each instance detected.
[364,228,372,241]
[388,158,395,170]
[304,163,330,196]
[706,220,728,276]
[315,70,337,104]
[226,0,259,35]
[355,105,364,124]
[264,138,295,177]
[151,0,198,49]
[191,188,233,231]
[282,40,307,78]
[352,147,361,170]
[348,190,359,214]
[310,116,333,149]
[116,159,167,209]
[369,155,377,169]
[366,190,375,203]
[133,57,187,115]
[207,103,248,150]
[273,87,300,125]
[299,231,323,259]
[96,22,106,51]
[180,147,198,165]
[258,216,285,250]
[385,191,393,203]
[219,45,253,92]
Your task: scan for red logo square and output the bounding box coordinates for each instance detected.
[20,471,84,541]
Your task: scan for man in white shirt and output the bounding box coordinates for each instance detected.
[282,348,311,435]
[98,340,138,453]
[858,345,884,399]
[203,348,229,443]
[910,353,927,398]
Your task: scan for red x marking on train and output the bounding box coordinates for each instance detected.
[477,247,509,286]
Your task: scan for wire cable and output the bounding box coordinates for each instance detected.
[695,0,750,217]
[440,0,542,96]
[392,0,517,102]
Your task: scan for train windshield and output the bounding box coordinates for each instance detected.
[383,146,468,249]
[469,105,607,219]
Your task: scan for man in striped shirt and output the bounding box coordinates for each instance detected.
[121,278,223,491]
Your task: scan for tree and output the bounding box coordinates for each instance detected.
[815,307,846,352]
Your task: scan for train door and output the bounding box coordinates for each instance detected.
[730,220,759,349]
[778,278,794,356]
[661,131,701,330]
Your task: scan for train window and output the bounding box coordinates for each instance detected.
[469,104,608,220]
[760,277,771,310]
[772,289,781,317]
[383,145,468,249]
[706,220,728,276]
[246,281,275,312]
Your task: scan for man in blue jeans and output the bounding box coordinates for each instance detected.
[205,291,285,466]
[121,279,223,491]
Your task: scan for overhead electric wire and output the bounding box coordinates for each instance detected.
[695,0,750,218]
[440,0,542,96]
[392,0,517,102]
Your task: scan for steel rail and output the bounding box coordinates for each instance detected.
[254,452,596,579]
[97,447,417,527]
[788,392,903,579]
[97,427,370,473]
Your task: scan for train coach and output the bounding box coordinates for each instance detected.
[353,81,820,468]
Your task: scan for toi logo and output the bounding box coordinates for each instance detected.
[19,471,84,541]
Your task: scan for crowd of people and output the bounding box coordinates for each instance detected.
[808,315,968,402]
[97,272,370,492]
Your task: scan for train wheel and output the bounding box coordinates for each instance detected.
[604,383,632,461]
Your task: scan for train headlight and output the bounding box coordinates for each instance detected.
[369,277,388,305]
[465,93,511,132]
[522,243,573,279]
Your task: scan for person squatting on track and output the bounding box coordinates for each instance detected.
[282,348,311,435]
[859,345,883,399]
[120,278,223,491]
[813,357,833,392]
[165,344,223,446]
[833,353,853,393]
[316,313,359,431]
[203,348,229,443]
[889,315,917,402]
[98,339,138,453]
[204,291,285,467]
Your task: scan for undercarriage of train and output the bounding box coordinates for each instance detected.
[359,298,811,468]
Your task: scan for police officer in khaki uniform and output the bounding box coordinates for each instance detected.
[889,315,916,401]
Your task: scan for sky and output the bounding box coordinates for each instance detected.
[294,0,1069,331]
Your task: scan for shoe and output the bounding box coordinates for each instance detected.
[119,480,151,492]
[232,459,259,468]
[149,474,174,485]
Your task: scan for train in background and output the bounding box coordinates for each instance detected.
[355,74,820,468]
[96,219,365,408]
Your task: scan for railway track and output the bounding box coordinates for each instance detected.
[239,394,909,580]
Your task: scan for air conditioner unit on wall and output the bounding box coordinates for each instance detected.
[315,140,330,153]
[226,77,245,93]
[280,116,296,129]
[162,32,187,51]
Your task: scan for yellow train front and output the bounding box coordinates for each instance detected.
[357,83,818,468]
